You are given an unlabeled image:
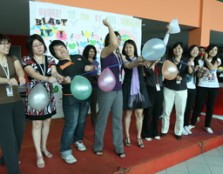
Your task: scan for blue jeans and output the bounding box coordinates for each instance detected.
[60,96,89,157]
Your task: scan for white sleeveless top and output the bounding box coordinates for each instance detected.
[198,69,219,88]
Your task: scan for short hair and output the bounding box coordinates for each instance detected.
[0,33,10,44]
[82,45,97,60]
[206,44,218,53]
[170,42,184,57]
[188,44,199,56]
[122,39,138,58]
[49,40,67,59]
[104,31,121,47]
[26,34,47,57]
[172,42,183,50]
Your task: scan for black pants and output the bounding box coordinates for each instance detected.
[0,100,25,174]
[191,87,218,127]
[142,86,163,138]
[184,88,196,126]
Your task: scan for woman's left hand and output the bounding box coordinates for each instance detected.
[176,75,182,81]
[85,65,94,72]
[19,77,26,86]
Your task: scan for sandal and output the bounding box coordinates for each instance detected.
[137,138,144,149]
[117,153,126,158]
[95,151,103,156]
[125,137,131,147]
[42,149,53,158]
[36,156,45,168]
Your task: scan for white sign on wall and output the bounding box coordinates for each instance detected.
[29,1,142,57]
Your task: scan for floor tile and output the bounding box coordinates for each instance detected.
[208,164,223,174]
[187,163,211,174]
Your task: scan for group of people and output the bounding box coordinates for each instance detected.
[160,43,221,139]
[0,18,222,174]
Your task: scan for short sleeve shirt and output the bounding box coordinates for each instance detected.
[0,56,21,104]
[56,54,89,94]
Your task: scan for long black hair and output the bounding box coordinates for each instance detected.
[122,39,138,58]
[82,45,97,60]
[206,44,219,64]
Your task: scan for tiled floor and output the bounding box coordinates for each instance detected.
[156,145,223,174]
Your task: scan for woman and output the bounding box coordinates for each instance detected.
[141,26,170,141]
[182,45,200,135]
[122,39,149,148]
[189,44,221,133]
[141,59,163,141]
[83,45,99,127]
[0,33,26,174]
[93,19,126,158]
[161,42,193,140]
[22,34,62,168]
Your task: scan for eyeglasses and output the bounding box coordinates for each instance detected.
[32,43,43,48]
[0,42,11,46]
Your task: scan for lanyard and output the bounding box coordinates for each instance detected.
[116,52,122,71]
[115,52,122,82]
[0,62,10,79]
[33,56,46,76]
[154,65,159,84]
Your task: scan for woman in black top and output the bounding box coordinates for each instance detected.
[142,60,163,141]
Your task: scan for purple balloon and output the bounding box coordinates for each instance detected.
[98,68,116,92]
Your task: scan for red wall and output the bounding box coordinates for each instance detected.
[8,35,28,58]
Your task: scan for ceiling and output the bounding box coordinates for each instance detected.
[1,0,223,49]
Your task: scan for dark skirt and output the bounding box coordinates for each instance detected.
[122,80,150,110]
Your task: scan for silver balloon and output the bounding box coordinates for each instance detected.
[28,83,49,111]
[142,38,166,61]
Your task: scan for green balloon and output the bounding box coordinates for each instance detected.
[53,85,59,93]
[70,75,92,100]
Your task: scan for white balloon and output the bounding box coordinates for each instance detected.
[28,84,49,111]
[142,38,166,61]
[169,19,181,34]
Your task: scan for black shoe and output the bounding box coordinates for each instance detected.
[175,135,182,140]
[160,133,167,137]
[0,156,5,166]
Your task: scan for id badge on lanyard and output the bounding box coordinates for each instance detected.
[6,86,13,96]
[176,80,181,84]
[176,62,182,84]
[155,66,160,91]
[156,84,161,91]
[1,63,14,96]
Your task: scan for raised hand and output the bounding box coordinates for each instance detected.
[102,18,110,27]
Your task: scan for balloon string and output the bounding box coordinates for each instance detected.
[180,60,194,67]
[178,60,214,73]
[72,61,128,78]
[0,61,128,86]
